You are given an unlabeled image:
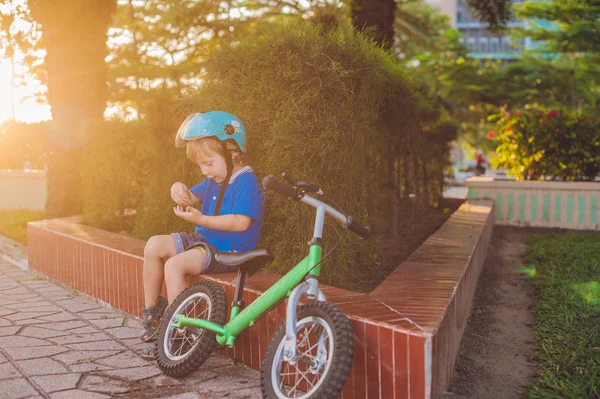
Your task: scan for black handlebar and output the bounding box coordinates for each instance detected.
[348,217,371,240]
[262,174,371,240]
[262,175,299,200]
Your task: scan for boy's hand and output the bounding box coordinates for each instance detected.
[173,205,203,224]
[171,182,192,206]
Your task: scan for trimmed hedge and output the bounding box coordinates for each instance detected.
[82,20,449,290]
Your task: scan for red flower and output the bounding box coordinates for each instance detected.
[548,110,558,117]
[486,130,496,139]
[555,128,560,134]
[537,112,544,117]
[514,112,522,118]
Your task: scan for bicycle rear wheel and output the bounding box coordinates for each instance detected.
[155,280,227,377]
[260,301,354,398]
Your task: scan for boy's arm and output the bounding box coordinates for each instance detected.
[172,182,201,206]
[173,206,251,232]
[197,214,252,232]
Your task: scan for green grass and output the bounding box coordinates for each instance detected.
[0,210,44,245]
[525,233,600,398]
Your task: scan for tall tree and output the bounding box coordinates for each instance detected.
[463,0,512,31]
[350,0,397,49]
[28,0,117,217]
[511,0,600,112]
[0,1,41,121]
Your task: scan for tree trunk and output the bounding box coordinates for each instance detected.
[29,0,117,218]
[350,0,397,49]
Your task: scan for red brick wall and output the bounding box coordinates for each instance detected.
[28,199,493,399]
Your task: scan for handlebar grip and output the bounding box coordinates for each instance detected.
[348,217,371,240]
[262,175,299,199]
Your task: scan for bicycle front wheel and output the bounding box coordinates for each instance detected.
[155,280,227,378]
[260,301,354,399]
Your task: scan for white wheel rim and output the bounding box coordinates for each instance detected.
[271,316,334,399]
[164,292,211,361]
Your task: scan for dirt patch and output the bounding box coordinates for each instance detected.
[445,226,538,398]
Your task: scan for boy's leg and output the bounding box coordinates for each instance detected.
[143,235,177,308]
[163,248,206,304]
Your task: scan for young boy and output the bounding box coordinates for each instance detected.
[139,111,264,355]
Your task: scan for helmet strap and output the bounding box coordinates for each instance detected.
[214,141,234,216]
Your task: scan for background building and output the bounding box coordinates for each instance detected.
[427,0,532,62]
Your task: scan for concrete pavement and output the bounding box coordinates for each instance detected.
[0,237,261,399]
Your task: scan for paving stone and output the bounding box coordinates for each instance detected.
[0,326,21,336]
[13,318,48,326]
[69,362,115,373]
[17,358,69,375]
[57,302,102,313]
[51,333,111,345]
[0,362,21,380]
[64,326,99,334]
[38,312,78,322]
[77,312,121,321]
[161,393,202,399]
[190,373,261,394]
[0,299,19,306]
[19,326,70,339]
[89,318,123,329]
[148,374,185,388]
[12,306,63,313]
[50,390,110,399]
[0,307,17,317]
[37,321,86,331]
[0,287,31,295]
[123,317,142,328]
[95,351,147,368]
[3,301,54,310]
[226,386,262,398]
[31,373,81,393]
[0,378,38,398]
[202,354,235,369]
[0,319,12,327]
[80,375,134,394]
[3,346,70,360]
[0,352,7,363]
[104,326,139,339]
[52,350,121,365]
[95,365,162,381]
[118,338,148,351]
[6,312,47,321]
[0,335,52,348]
[66,340,126,351]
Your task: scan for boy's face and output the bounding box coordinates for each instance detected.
[197,151,228,183]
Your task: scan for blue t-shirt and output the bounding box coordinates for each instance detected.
[189,166,264,252]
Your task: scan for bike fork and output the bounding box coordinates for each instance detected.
[283,277,326,361]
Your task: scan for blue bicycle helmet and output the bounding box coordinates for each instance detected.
[175,111,247,153]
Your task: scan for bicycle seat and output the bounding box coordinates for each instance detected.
[215,249,274,276]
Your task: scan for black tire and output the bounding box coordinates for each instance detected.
[155,280,227,378]
[261,301,354,399]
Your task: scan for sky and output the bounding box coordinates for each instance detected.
[0,0,50,124]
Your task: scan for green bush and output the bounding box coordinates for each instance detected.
[82,20,447,290]
[491,107,600,181]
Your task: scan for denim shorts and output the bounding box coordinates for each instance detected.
[170,232,237,274]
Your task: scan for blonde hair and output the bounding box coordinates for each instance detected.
[186,137,243,164]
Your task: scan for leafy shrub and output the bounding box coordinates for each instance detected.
[491,108,600,181]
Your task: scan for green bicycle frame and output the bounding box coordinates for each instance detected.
[172,244,322,347]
